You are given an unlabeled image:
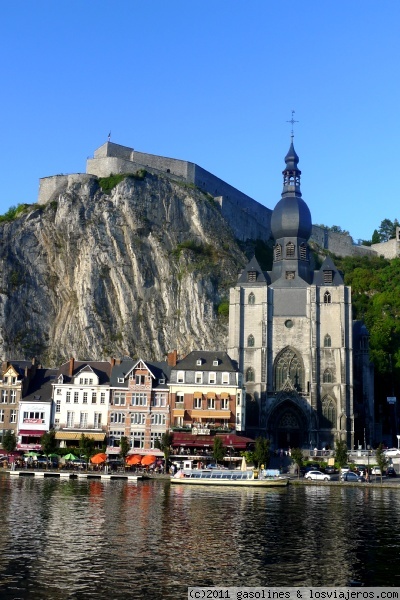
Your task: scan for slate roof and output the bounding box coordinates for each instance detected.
[313,256,344,286]
[237,255,269,285]
[110,357,171,388]
[22,368,58,402]
[173,351,238,372]
[56,360,112,384]
[3,361,33,378]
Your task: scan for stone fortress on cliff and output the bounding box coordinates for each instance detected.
[38,141,400,259]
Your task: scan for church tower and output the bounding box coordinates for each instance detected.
[228,138,365,451]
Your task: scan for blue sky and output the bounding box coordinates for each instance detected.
[2,1,399,242]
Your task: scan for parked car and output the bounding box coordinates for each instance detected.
[300,464,321,475]
[383,448,400,457]
[386,467,397,477]
[371,467,382,476]
[324,466,337,474]
[341,471,365,482]
[340,465,351,474]
[304,470,332,482]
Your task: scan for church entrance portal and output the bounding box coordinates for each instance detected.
[268,399,307,450]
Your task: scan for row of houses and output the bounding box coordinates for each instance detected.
[0,350,248,457]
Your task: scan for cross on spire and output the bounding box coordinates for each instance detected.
[286,110,298,139]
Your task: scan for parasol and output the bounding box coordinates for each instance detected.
[90,453,107,465]
[141,454,157,466]
[126,454,142,466]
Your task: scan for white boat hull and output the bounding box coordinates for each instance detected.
[170,469,289,487]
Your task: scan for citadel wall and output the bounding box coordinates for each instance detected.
[38,173,96,206]
[36,142,397,259]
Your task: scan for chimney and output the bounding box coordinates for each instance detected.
[110,357,116,368]
[69,357,75,377]
[167,350,178,367]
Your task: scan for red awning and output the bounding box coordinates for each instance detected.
[19,430,46,436]
[172,432,255,449]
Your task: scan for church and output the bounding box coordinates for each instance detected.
[228,138,374,451]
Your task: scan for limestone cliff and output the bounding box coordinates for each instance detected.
[0,172,247,366]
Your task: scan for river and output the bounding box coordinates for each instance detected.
[0,475,399,599]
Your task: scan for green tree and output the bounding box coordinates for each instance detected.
[253,437,271,469]
[79,434,95,469]
[375,444,389,484]
[41,430,57,469]
[155,432,174,472]
[2,430,17,453]
[378,218,398,242]
[212,436,226,465]
[335,438,348,468]
[371,229,380,244]
[290,447,304,479]
[119,436,130,471]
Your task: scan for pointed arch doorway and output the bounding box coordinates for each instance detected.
[268,399,308,449]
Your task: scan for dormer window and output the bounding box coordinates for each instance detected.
[213,360,219,366]
[247,271,257,282]
[117,377,124,383]
[323,270,333,284]
[196,359,202,366]
[159,378,165,384]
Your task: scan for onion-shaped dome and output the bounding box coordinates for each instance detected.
[271,196,312,241]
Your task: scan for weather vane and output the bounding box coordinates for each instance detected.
[286,110,298,138]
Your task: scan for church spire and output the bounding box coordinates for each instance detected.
[283,111,301,196]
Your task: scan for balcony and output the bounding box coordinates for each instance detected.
[56,423,106,431]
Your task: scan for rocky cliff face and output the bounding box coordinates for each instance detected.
[0,172,247,365]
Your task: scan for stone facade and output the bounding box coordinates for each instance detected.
[108,357,170,455]
[228,141,374,450]
[168,350,245,433]
[52,358,111,448]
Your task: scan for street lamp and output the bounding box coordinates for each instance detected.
[397,435,400,451]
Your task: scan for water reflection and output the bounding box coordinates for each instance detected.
[0,476,400,599]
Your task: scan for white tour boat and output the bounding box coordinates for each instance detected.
[170,468,289,487]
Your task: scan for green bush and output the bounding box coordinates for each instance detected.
[99,170,147,193]
[217,299,229,317]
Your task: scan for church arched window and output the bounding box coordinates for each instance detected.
[321,397,336,428]
[247,334,255,347]
[274,347,304,392]
[324,334,331,348]
[246,367,255,382]
[323,369,333,383]
[248,292,255,305]
[324,291,331,304]
[274,244,282,260]
[286,242,295,257]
